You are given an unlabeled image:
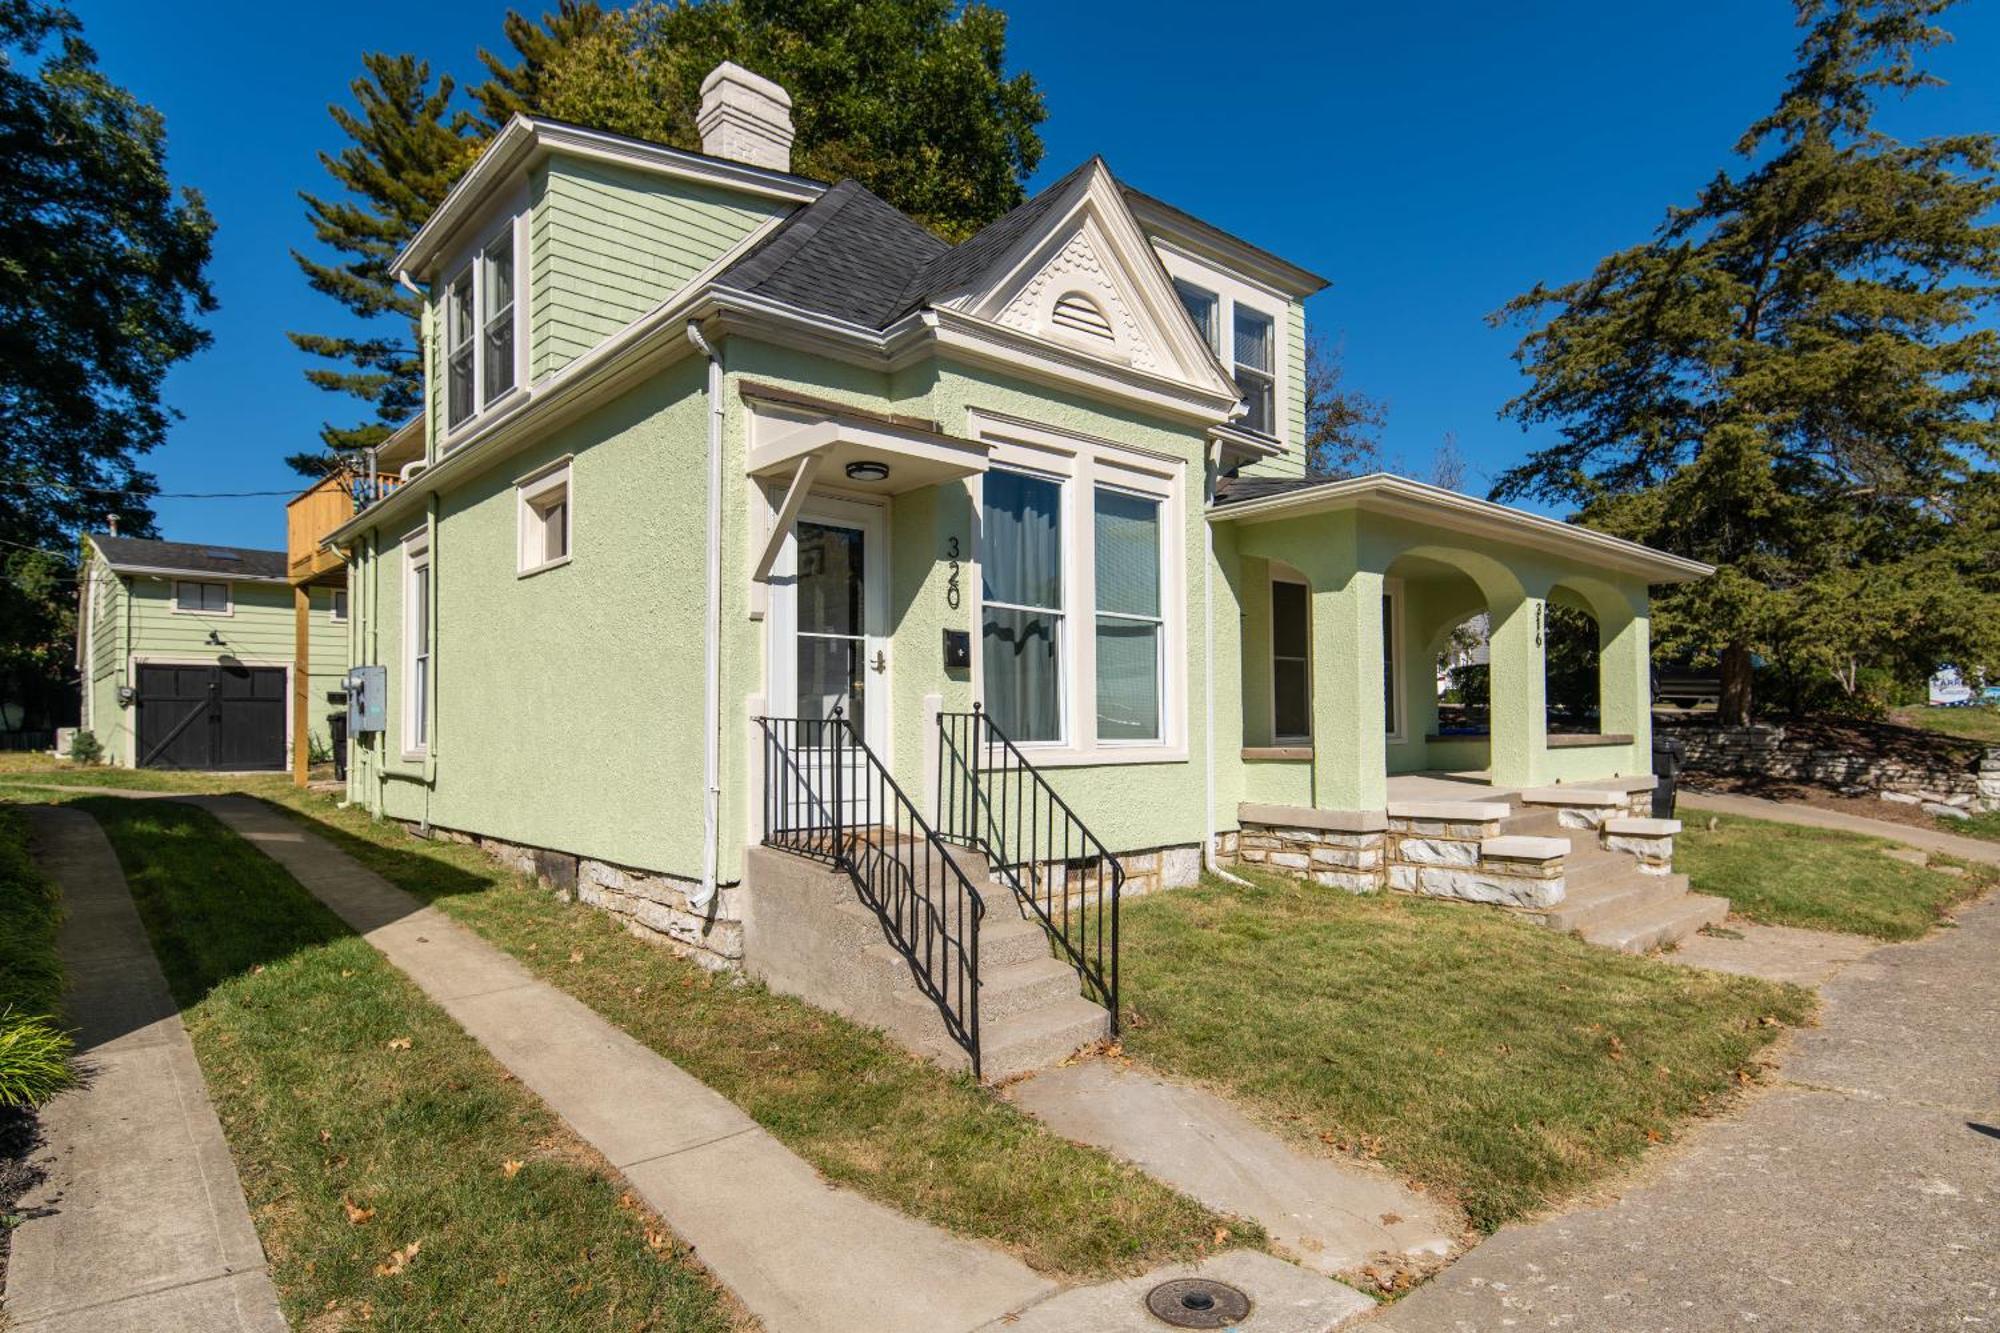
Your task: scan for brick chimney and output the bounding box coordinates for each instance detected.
[698,62,794,173]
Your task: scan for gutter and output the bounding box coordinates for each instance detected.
[686,320,725,913]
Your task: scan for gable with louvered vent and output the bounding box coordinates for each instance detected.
[1050,292,1113,341]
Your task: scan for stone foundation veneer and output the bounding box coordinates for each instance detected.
[415,823,744,971]
[1384,801,1566,909]
[1234,804,1387,894]
[1601,817,1679,875]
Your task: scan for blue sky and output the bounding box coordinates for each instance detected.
[69,0,2000,548]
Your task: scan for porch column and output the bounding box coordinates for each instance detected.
[1486,589,1546,789]
[1308,567,1387,811]
[1598,598,1651,769]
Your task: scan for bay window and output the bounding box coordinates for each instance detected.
[981,469,1064,743]
[1093,489,1162,742]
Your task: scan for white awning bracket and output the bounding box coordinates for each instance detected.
[753,452,824,584]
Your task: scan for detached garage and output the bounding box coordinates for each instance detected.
[75,534,349,771]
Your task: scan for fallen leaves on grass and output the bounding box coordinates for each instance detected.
[341,1198,375,1226]
[385,1036,412,1051]
[374,1239,421,1277]
[502,1159,524,1178]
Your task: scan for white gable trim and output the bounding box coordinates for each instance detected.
[936,163,1243,406]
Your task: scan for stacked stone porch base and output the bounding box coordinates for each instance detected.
[1232,778,1728,953]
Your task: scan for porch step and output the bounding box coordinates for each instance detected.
[1576,891,1730,954]
[1537,871,1690,934]
[966,995,1110,1084]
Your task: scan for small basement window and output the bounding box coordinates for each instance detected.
[518,460,571,574]
[330,588,349,622]
[173,580,231,614]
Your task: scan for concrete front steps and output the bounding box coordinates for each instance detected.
[742,845,1108,1083]
[1500,806,1728,953]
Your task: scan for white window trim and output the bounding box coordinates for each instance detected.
[1384,576,1407,745]
[437,204,529,451]
[1269,568,1311,744]
[402,529,431,761]
[516,456,574,576]
[1156,248,1293,449]
[170,579,233,617]
[970,412,1187,766]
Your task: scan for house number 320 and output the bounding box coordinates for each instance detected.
[945,536,962,610]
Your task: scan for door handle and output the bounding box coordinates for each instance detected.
[871,650,887,674]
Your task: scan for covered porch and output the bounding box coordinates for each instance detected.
[1216,473,1711,817]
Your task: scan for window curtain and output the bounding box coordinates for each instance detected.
[982,470,1062,742]
[1094,489,1161,741]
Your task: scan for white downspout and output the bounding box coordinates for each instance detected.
[686,320,724,912]
[1203,441,1252,888]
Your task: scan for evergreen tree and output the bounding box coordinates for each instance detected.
[287,54,478,469]
[292,1,1047,473]
[0,0,214,731]
[1492,0,2000,723]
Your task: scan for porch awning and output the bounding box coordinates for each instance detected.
[742,382,989,495]
[1208,472,1713,584]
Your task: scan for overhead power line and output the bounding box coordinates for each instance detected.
[0,476,306,500]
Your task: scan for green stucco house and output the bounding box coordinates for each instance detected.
[332,63,1719,1079]
[77,535,348,770]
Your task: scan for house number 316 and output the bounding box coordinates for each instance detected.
[945,536,962,610]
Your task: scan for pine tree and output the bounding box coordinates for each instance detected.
[287,54,478,470]
[1492,0,2000,723]
[470,1,611,130]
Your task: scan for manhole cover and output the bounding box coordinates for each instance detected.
[1145,1277,1252,1328]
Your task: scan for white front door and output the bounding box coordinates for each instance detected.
[768,496,890,827]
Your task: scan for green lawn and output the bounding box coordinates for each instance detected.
[1116,867,1813,1233]
[1891,704,2000,744]
[239,785,1241,1280]
[78,796,743,1331]
[0,806,73,1107]
[1677,812,1994,940]
[1948,809,2000,842]
[0,753,238,791]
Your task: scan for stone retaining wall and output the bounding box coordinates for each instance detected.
[1384,803,1565,909]
[1668,722,2000,815]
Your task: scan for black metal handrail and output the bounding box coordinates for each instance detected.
[757,712,986,1078]
[935,706,1121,1033]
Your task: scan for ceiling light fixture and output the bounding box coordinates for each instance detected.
[844,460,890,482]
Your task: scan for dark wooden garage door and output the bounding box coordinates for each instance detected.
[135,664,286,771]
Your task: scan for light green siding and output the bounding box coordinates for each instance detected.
[1234,298,1310,480]
[527,157,789,380]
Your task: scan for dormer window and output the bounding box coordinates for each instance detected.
[443,223,520,435]
[1173,279,1219,355]
[1233,306,1275,436]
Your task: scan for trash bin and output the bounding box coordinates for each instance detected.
[1651,733,1685,819]
[329,711,348,782]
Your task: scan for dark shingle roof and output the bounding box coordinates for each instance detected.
[717,180,949,328]
[91,535,287,580]
[1212,473,1342,506]
[888,159,1097,320]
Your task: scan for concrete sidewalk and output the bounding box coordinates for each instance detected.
[1370,891,2000,1331]
[5,807,285,1333]
[185,796,1059,1333]
[1681,788,2000,864]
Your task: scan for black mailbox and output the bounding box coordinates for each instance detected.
[942,629,971,670]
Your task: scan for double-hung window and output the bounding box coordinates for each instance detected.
[1383,590,1401,738]
[404,534,431,756]
[1093,489,1163,742]
[330,588,349,622]
[1173,279,1219,356]
[1233,305,1276,436]
[980,468,1064,743]
[1271,578,1311,740]
[173,580,230,614]
[444,227,519,434]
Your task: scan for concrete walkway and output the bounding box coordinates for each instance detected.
[182,795,1059,1333]
[1009,1061,1458,1275]
[1370,891,2000,1331]
[1681,788,2000,864]
[1667,919,1879,987]
[5,807,286,1333]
